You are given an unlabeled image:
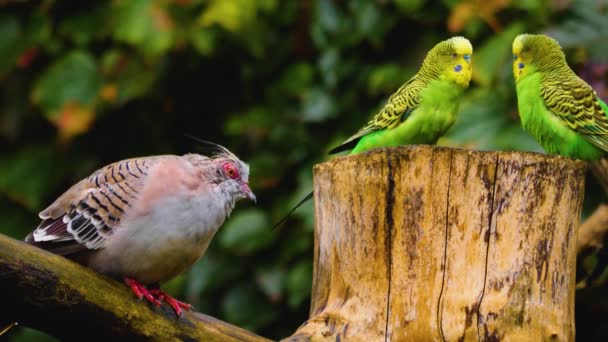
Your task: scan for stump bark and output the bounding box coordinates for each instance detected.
[285,145,585,342]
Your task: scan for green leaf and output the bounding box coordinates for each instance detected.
[221,283,278,330]
[100,50,158,105]
[443,88,509,149]
[199,0,264,32]
[190,28,217,56]
[319,48,339,87]
[0,15,21,73]
[32,51,101,139]
[247,152,282,189]
[367,63,411,96]
[279,63,314,97]
[112,0,174,56]
[510,0,543,11]
[286,259,312,309]
[218,209,275,254]
[301,88,336,123]
[224,106,275,140]
[582,253,598,275]
[0,199,36,239]
[545,0,608,63]
[162,273,186,297]
[351,0,393,44]
[58,5,108,46]
[315,0,340,34]
[32,51,101,115]
[278,227,314,264]
[471,22,524,86]
[186,254,241,299]
[0,13,50,74]
[0,145,65,211]
[394,0,426,14]
[256,266,285,301]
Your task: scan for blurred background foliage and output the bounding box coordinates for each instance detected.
[1,0,607,340]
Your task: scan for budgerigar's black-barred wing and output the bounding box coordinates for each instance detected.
[25,157,157,255]
[328,75,425,154]
[541,72,608,151]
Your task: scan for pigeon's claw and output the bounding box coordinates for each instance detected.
[149,289,192,317]
[124,278,191,316]
[124,277,159,305]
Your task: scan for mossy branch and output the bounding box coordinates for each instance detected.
[0,234,272,342]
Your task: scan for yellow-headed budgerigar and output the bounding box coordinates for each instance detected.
[329,36,473,154]
[512,33,608,160]
[276,36,473,227]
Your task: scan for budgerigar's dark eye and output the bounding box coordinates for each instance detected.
[452,53,457,58]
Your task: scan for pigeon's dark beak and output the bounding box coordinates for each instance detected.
[241,183,256,203]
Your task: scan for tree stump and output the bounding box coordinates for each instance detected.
[285,146,585,342]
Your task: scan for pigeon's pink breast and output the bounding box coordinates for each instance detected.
[129,158,209,218]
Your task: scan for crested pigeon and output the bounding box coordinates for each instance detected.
[24,141,255,316]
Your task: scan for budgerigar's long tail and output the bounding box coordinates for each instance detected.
[0,322,17,337]
[272,191,313,230]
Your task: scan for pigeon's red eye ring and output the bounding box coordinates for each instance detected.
[223,163,240,179]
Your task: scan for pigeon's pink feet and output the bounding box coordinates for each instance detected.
[124,277,160,305]
[124,278,191,316]
[148,289,192,317]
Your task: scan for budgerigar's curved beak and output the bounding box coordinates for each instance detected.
[241,182,256,203]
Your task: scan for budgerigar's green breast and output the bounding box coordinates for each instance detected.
[516,71,605,160]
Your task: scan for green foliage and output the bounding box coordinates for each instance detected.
[218,209,276,254]
[546,0,608,62]
[33,51,100,114]
[0,1,607,341]
[286,259,313,309]
[0,145,67,211]
[112,0,174,56]
[221,283,278,331]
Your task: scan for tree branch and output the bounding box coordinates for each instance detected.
[0,234,272,342]
[577,203,608,255]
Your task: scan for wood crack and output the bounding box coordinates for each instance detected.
[476,154,500,341]
[437,150,454,342]
[384,153,395,342]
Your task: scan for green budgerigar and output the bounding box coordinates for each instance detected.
[276,36,473,227]
[512,34,608,160]
[330,36,473,154]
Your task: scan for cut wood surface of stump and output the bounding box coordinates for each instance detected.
[285,145,585,342]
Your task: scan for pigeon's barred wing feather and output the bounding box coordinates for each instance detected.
[26,157,157,254]
[542,72,608,151]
